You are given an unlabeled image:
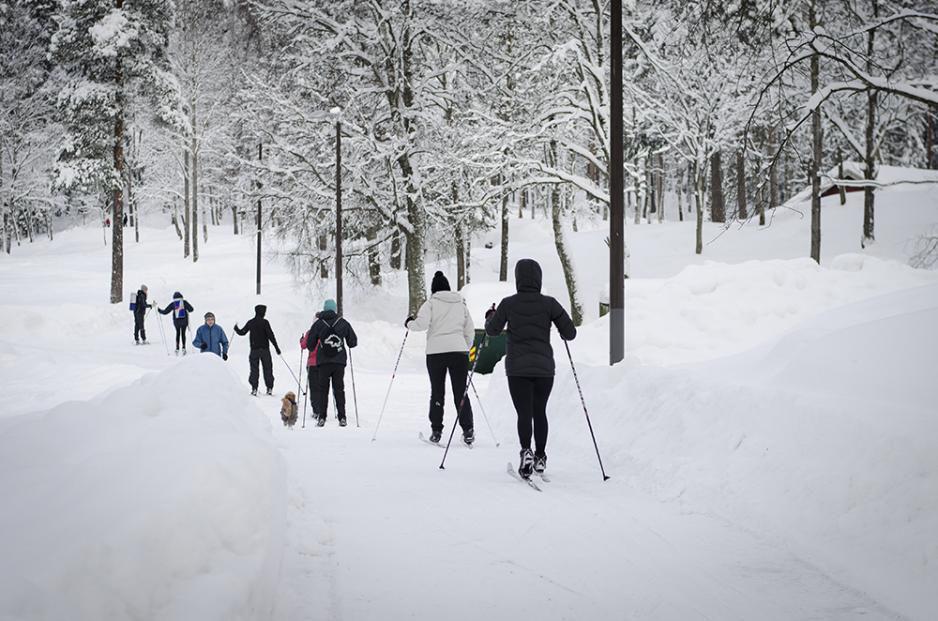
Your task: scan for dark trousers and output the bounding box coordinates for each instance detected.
[174,324,186,349]
[507,376,554,456]
[426,352,473,433]
[307,366,320,414]
[317,364,346,420]
[249,349,274,390]
[134,313,146,342]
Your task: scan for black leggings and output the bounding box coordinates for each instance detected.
[426,352,473,432]
[317,364,346,419]
[174,324,186,349]
[507,376,554,455]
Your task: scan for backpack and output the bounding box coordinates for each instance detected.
[129,294,137,312]
[317,320,344,358]
[175,299,187,319]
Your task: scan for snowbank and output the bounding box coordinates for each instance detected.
[572,253,937,367]
[0,355,286,621]
[482,281,938,620]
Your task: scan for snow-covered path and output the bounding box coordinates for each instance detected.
[265,372,902,621]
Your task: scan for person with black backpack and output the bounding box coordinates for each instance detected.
[304,299,357,427]
[158,291,194,355]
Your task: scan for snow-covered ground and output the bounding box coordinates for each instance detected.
[1,180,936,620]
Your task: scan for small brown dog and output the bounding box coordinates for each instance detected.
[280,392,298,428]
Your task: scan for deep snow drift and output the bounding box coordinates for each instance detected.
[0,355,285,620]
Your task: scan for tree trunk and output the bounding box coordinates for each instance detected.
[735,150,748,219]
[676,167,684,222]
[454,183,465,290]
[770,128,780,211]
[634,158,642,225]
[319,232,329,278]
[809,0,822,264]
[927,107,937,169]
[390,228,401,270]
[710,150,726,223]
[190,102,199,263]
[837,151,847,206]
[183,149,190,258]
[499,177,509,282]
[862,1,878,247]
[694,161,703,255]
[466,236,471,284]
[231,204,239,235]
[657,153,665,223]
[367,224,381,286]
[758,182,766,226]
[172,197,183,240]
[110,34,125,305]
[550,140,583,326]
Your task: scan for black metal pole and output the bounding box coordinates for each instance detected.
[256,141,262,296]
[609,0,625,365]
[335,119,343,316]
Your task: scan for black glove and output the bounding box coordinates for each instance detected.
[222,353,228,361]
[233,323,239,332]
[275,347,282,356]
[200,343,208,352]
[404,316,414,328]
[485,303,496,320]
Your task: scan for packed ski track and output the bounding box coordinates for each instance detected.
[2,184,937,620]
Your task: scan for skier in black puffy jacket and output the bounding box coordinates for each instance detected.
[158,291,194,355]
[304,299,357,426]
[485,258,576,479]
[234,304,281,396]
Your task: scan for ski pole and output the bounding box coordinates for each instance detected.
[372,329,409,441]
[278,352,302,386]
[297,347,305,399]
[440,338,485,469]
[469,377,499,447]
[564,340,610,481]
[349,347,360,428]
[155,310,170,356]
[301,367,310,429]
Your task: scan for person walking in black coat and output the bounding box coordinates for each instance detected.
[234,304,282,396]
[485,258,576,479]
[133,285,153,345]
[304,299,357,427]
[158,291,194,355]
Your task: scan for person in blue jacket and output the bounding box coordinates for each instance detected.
[192,312,229,359]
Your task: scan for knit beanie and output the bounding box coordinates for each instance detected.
[323,299,337,313]
[431,271,451,294]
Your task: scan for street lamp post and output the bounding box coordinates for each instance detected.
[332,107,343,316]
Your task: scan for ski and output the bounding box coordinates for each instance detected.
[418,432,442,448]
[507,462,541,492]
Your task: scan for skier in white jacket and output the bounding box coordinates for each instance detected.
[406,271,476,444]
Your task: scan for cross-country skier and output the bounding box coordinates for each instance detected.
[192,312,229,358]
[158,291,194,355]
[485,259,576,479]
[132,285,153,345]
[299,311,322,421]
[304,300,357,427]
[233,305,281,396]
[406,271,475,445]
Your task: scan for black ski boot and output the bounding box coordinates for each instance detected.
[266,388,273,396]
[316,417,326,427]
[534,453,547,474]
[518,449,535,479]
[429,429,442,443]
[338,417,348,427]
[250,388,258,396]
[463,428,475,446]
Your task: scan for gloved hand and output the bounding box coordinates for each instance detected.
[233,323,240,332]
[404,316,414,328]
[222,353,228,361]
[485,303,496,320]
[200,343,208,352]
[275,347,282,356]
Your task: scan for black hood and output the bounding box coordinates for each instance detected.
[318,309,338,322]
[254,304,267,318]
[173,291,183,299]
[515,259,542,293]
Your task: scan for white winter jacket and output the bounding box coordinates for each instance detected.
[408,291,475,355]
